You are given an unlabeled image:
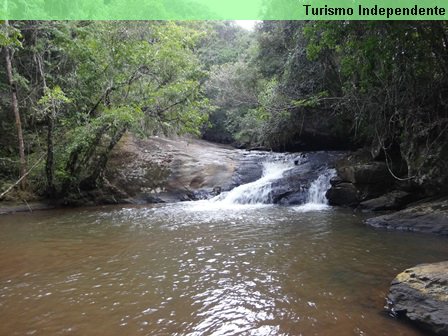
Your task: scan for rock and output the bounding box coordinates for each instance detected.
[269,152,344,205]
[326,182,360,206]
[359,190,416,211]
[276,189,308,205]
[338,162,392,185]
[387,261,448,335]
[105,135,341,205]
[329,175,344,187]
[230,152,264,187]
[366,197,448,235]
[212,186,222,196]
[105,134,241,203]
[270,164,318,204]
[356,183,396,201]
[139,194,165,204]
[74,132,346,206]
[191,189,213,200]
[326,158,397,207]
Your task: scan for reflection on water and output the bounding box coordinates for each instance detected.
[0,204,447,335]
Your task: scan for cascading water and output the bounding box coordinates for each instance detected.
[295,168,336,212]
[213,157,294,205]
[206,151,336,210]
[306,169,336,205]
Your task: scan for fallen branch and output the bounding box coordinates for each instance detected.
[0,154,45,200]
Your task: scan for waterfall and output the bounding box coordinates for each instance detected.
[213,159,294,205]
[306,169,336,204]
[295,169,336,212]
[205,152,336,210]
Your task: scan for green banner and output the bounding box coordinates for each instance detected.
[0,0,446,19]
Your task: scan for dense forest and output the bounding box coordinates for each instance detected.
[0,20,447,202]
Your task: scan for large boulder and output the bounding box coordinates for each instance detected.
[387,261,448,335]
[271,152,344,205]
[338,162,392,185]
[326,182,359,206]
[366,197,448,235]
[105,134,241,203]
[326,158,396,207]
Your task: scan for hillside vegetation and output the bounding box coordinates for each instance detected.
[1,21,447,201]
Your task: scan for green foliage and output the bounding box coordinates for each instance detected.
[0,20,213,197]
[196,21,253,69]
[36,86,71,120]
[207,18,448,185]
[0,22,22,47]
[204,20,349,150]
[301,21,448,188]
[2,20,446,198]
[200,24,260,144]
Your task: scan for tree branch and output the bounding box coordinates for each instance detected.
[0,154,45,200]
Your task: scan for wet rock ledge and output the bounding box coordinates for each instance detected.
[387,261,448,336]
[366,197,448,236]
[325,149,448,236]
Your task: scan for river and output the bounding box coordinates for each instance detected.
[0,159,447,335]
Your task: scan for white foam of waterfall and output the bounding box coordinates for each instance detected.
[213,159,294,205]
[295,169,336,212]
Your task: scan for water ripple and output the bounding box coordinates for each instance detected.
[0,204,446,335]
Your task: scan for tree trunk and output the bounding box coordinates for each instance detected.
[80,126,127,190]
[45,115,55,196]
[4,20,27,190]
[36,52,56,196]
[65,124,109,177]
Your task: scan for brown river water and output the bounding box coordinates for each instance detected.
[0,202,447,335]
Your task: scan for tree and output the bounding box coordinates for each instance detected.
[46,21,211,193]
[37,86,70,196]
[2,20,27,190]
[0,21,212,200]
[304,21,448,192]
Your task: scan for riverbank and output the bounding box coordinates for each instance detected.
[1,135,242,208]
[2,138,448,234]
[323,149,448,333]
[325,149,448,236]
[0,201,57,215]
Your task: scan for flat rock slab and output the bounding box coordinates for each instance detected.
[106,134,242,202]
[366,198,448,235]
[359,190,416,211]
[387,261,448,335]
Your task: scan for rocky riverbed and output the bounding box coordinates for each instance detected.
[102,134,344,205]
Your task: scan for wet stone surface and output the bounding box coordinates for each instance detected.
[387,261,448,335]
